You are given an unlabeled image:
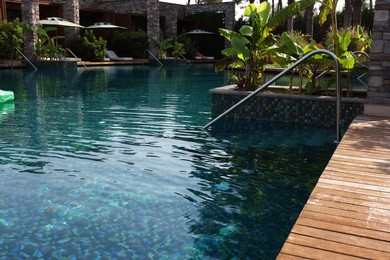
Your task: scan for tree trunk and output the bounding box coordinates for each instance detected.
[306,4,314,36]
[343,0,352,28]
[352,0,363,27]
[277,0,283,12]
[287,0,294,32]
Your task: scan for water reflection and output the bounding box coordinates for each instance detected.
[0,65,335,258]
[175,125,336,258]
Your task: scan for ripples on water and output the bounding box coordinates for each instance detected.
[0,65,336,258]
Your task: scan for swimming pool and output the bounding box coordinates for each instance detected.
[0,65,336,258]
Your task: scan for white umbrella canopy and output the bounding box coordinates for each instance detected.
[184,29,214,35]
[85,22,127,30]
[38,17,84,28]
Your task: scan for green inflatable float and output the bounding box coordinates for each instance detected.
[0,90,14,103]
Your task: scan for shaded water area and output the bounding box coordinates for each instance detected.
[0,65,336,259]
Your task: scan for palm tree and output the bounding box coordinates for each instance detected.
[287,0,295,32]
[306,3,314,36]
[352,0,363,27]
[343,0,352,28]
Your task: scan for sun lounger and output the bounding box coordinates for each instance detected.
[195,52,214,60]
[106,50,133,61]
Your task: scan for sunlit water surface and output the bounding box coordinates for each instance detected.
[0,65,336,259]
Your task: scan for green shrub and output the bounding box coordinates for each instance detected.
[177,34,197,59]
[67,30,106,61]
[110,30,148,58]
[0,18,24,59]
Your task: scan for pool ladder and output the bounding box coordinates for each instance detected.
[13,47,37,70]
[203,49,343,143]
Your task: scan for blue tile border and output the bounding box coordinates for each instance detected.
[210,86,365,129]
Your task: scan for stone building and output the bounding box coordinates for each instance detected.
[0,0,235,59]
[368,0,390,102]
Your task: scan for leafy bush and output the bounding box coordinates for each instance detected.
[0,19,24,59]
[109,30,148,58]
[67,30,106,61]
[177,34,197,59]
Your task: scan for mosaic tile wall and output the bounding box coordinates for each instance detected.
[211,91,365,129]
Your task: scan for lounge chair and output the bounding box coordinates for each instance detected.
[106,50,133,61]
[195,51,214,60]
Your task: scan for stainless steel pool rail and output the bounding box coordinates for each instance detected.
[146,49,163,67]
[354,51,369,89]
[66,48,86,68]
[13,47,38,70]
[203,49,342,142]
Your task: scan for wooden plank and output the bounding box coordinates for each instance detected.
[315,182,390,201]
[317,178,390,195]
[278,115,390,259]
[311,188,390,210]
[285,233,390,259]
[277,253,312,260]
[278,243,364,260]
[300,210,390,233]
[292,225,390,252]
[296,217,390,241]
[322,170,390,187]
[312,186,390,205]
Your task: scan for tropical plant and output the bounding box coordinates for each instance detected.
[151,38,173,59]
[216,0,316,90]
[171,40,186,59]
[24,23,65,60]
[177,34,197,59]
[110,30,148,58]
[0,19,24,60]
[67,30,107,61]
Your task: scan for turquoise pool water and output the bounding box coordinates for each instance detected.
[0,65,336,259]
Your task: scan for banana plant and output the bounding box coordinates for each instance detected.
[23,23,65,60]
[216,0,316,90]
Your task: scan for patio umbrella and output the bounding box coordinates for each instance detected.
[38,17,84,28]
[184,29,214,53]
[85,22,127,30]
[184,29,214,36]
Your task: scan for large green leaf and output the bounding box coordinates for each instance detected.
[303,43,318,54]
[219,28,233,41]
[221,47,238,56]
[281,32,302,55]
[338,30,351,53]
[338,52,355,69]
[231,36,250,61]
[257,1,271,26]
[239,25,253,37]
[319,0,332,25]
[244,4,257,17]
[268,0,316,29]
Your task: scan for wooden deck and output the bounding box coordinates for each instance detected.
[278,115,390,259]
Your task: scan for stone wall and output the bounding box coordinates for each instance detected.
[55,0,80,44]
[368,0,390,101]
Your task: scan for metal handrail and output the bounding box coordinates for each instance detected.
[354,51,369,88]
[179,53,191,65]
[66,48,86,68]
[146,49,163,67]
[203,49,342,142]
[14,47,37,70]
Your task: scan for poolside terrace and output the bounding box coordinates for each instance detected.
[278,114,390,259]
